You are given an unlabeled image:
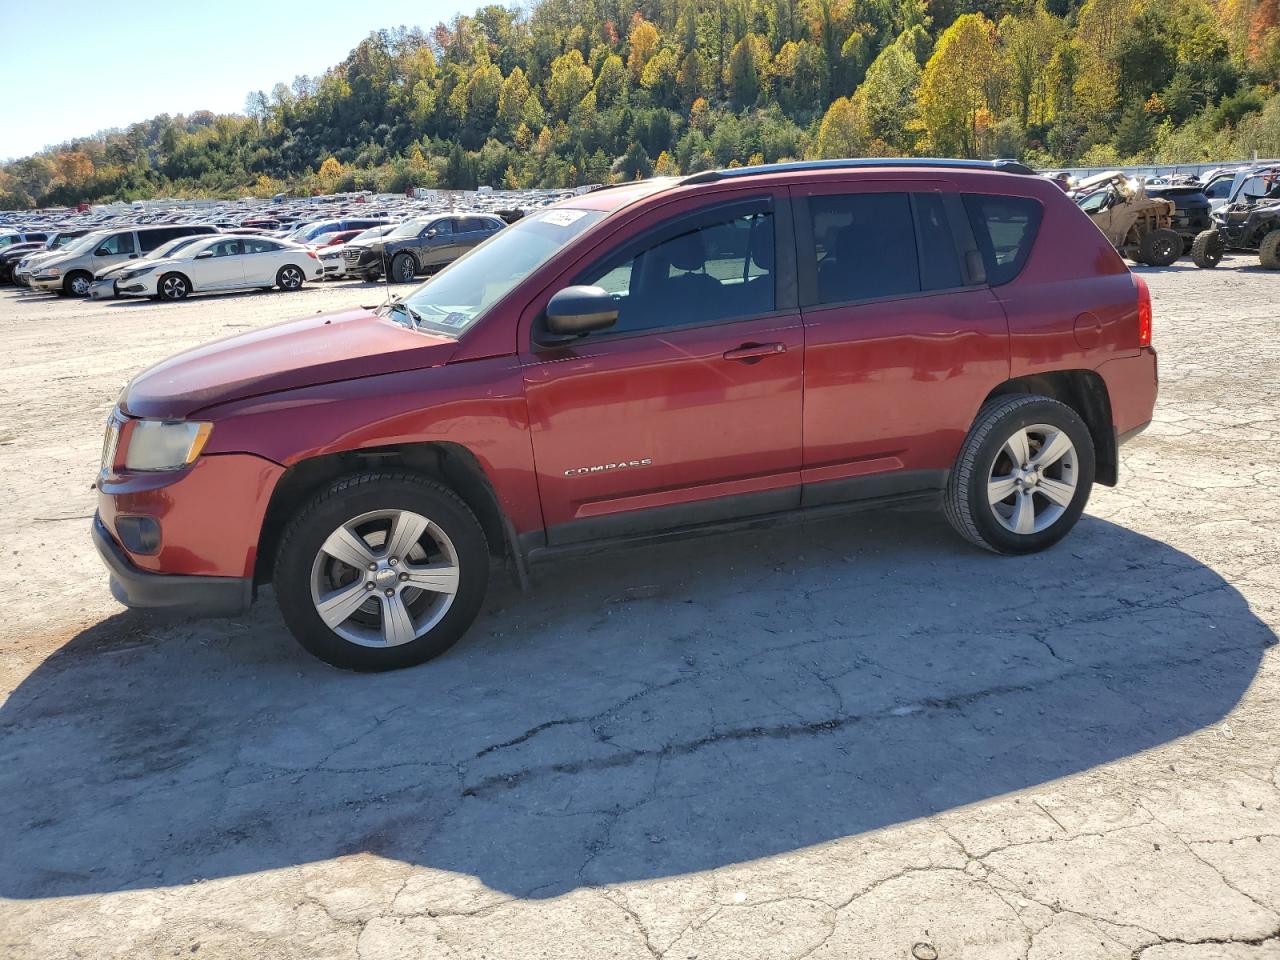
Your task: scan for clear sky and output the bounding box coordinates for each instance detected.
[2,0,463,161]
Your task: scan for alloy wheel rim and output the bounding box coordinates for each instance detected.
[71,276,89,295]
[309,509,460,648]
[283,268,301,288]
[987,423,1078,535]
[163,277,185,298]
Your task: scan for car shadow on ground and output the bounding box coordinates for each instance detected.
[1,510,1271,900]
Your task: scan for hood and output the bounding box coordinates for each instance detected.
[97,257,166,280]
[121,306,461,419]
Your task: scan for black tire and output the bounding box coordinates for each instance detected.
[63,270,93,297]
[943,395,1096,555]
[273,472,489,671]
[1260,229,1280,270]
[276,264,305,290]
[1191,229,1225,269]
[1139,227,1181,267]
[391,252,417,283]
[157,272,190,301]
[362,270,381,282]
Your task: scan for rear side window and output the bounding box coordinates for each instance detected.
[962,194,1042,286]
[139,228,174,251]
[810,192,919,304]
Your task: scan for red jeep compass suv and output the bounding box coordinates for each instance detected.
[94,159,1157,670]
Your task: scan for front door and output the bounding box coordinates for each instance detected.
[197,237,246,288]
[521,194,804,544]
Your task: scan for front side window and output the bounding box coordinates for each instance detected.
[398,207,606,337]
[962,194,1042,286]
[98,232,137,256]
[1204,177,1232,199]
[430,219,455,237]
[206,239,242,258]
[810,192,919,304]
[577,210,776,334]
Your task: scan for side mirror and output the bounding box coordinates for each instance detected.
[541,286,618,344]
[95,246,110,256]
[424,229,438,239]
[195,250,214,259]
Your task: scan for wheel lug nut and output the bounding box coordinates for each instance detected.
[398,572,409,581]
[389,557,398,566]
[384,589,394,597]
[367,562,376,571]
[365,582,375,590]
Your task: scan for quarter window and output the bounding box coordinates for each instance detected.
[578,210,776,334]
[962,194,1042,286]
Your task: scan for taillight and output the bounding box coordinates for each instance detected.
[1134,275,1152,347]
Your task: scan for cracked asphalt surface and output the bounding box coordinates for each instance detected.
[1,260,1279,958]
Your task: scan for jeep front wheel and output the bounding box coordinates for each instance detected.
[944,395,1096,555]
[273,472,489,671]
[1191,229,1224,268]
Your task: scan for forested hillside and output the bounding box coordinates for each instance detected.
[3,0,1279,207]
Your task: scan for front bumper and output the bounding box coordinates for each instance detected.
[88,278,118,300]
[93,515,252,616]
[30,276,62,292]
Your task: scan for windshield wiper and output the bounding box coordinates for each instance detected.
[384,299,425,329]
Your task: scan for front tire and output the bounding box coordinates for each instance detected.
[1191,229,1224,268]
[63,270,93,296]
[276,264,305,290]
[1139,228,1181,267]
[157,272,190,301]
[391,252,417,283]
[944,395,1095,555]
[273,472,489,671]
[1259,229,1280,270]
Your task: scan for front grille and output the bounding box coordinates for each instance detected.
[344,248,363,264]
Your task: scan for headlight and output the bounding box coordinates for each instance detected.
[123,420,214,472]
[36,266,61,278]
[120,266,154,280]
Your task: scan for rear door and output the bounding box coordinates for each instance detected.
[240,237,285,284]
[520,191,805,544]
[793,181,1009,505]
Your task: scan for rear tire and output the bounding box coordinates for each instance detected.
[1139,228,1181,267]
[1259,229,1280,270]
[276,264,305,290]
[157,272,190,301]
[273,472,489,671]
[1191,229,1224,268]
[944,395,1095,555]
[391,252,417,283]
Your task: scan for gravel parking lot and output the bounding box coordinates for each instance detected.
[1,263,1278,959]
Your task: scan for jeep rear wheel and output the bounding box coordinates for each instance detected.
[1191,229,1224,268]
[273,472,489,671]
[944,395,1096,555]
[1260,229,1280,270]
[1139,228,1181,267]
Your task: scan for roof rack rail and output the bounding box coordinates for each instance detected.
[681,158,1037,186]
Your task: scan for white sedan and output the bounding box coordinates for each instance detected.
[114,235,323,301]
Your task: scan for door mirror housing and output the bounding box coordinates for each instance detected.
[541,286,619,344]
[94,246,110,257]
[423,228,438,239]
[195,250,214,259]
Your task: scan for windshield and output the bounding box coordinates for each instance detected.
[388,219,427,239]
[58,230,109,256]
[353,224,396,244]
[147,235,205,260]
[399,208,605,337]
[51,233,83,249]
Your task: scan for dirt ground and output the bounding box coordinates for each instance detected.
[1,261,1279,959]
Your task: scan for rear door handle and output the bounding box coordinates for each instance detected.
[723,342,786,363]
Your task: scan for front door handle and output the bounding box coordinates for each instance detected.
[723,342,786,363]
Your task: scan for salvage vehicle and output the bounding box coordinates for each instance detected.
[113,235,323,300]
[11,229,91,286]
[342,214,505,282]
[1190,196,1280,269]
[94,159,1158,671]
[87,234,225,300]
[0,241,47,283]
[1073,171,1182,266]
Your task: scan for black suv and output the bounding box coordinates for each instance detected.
[343,214,506,282]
